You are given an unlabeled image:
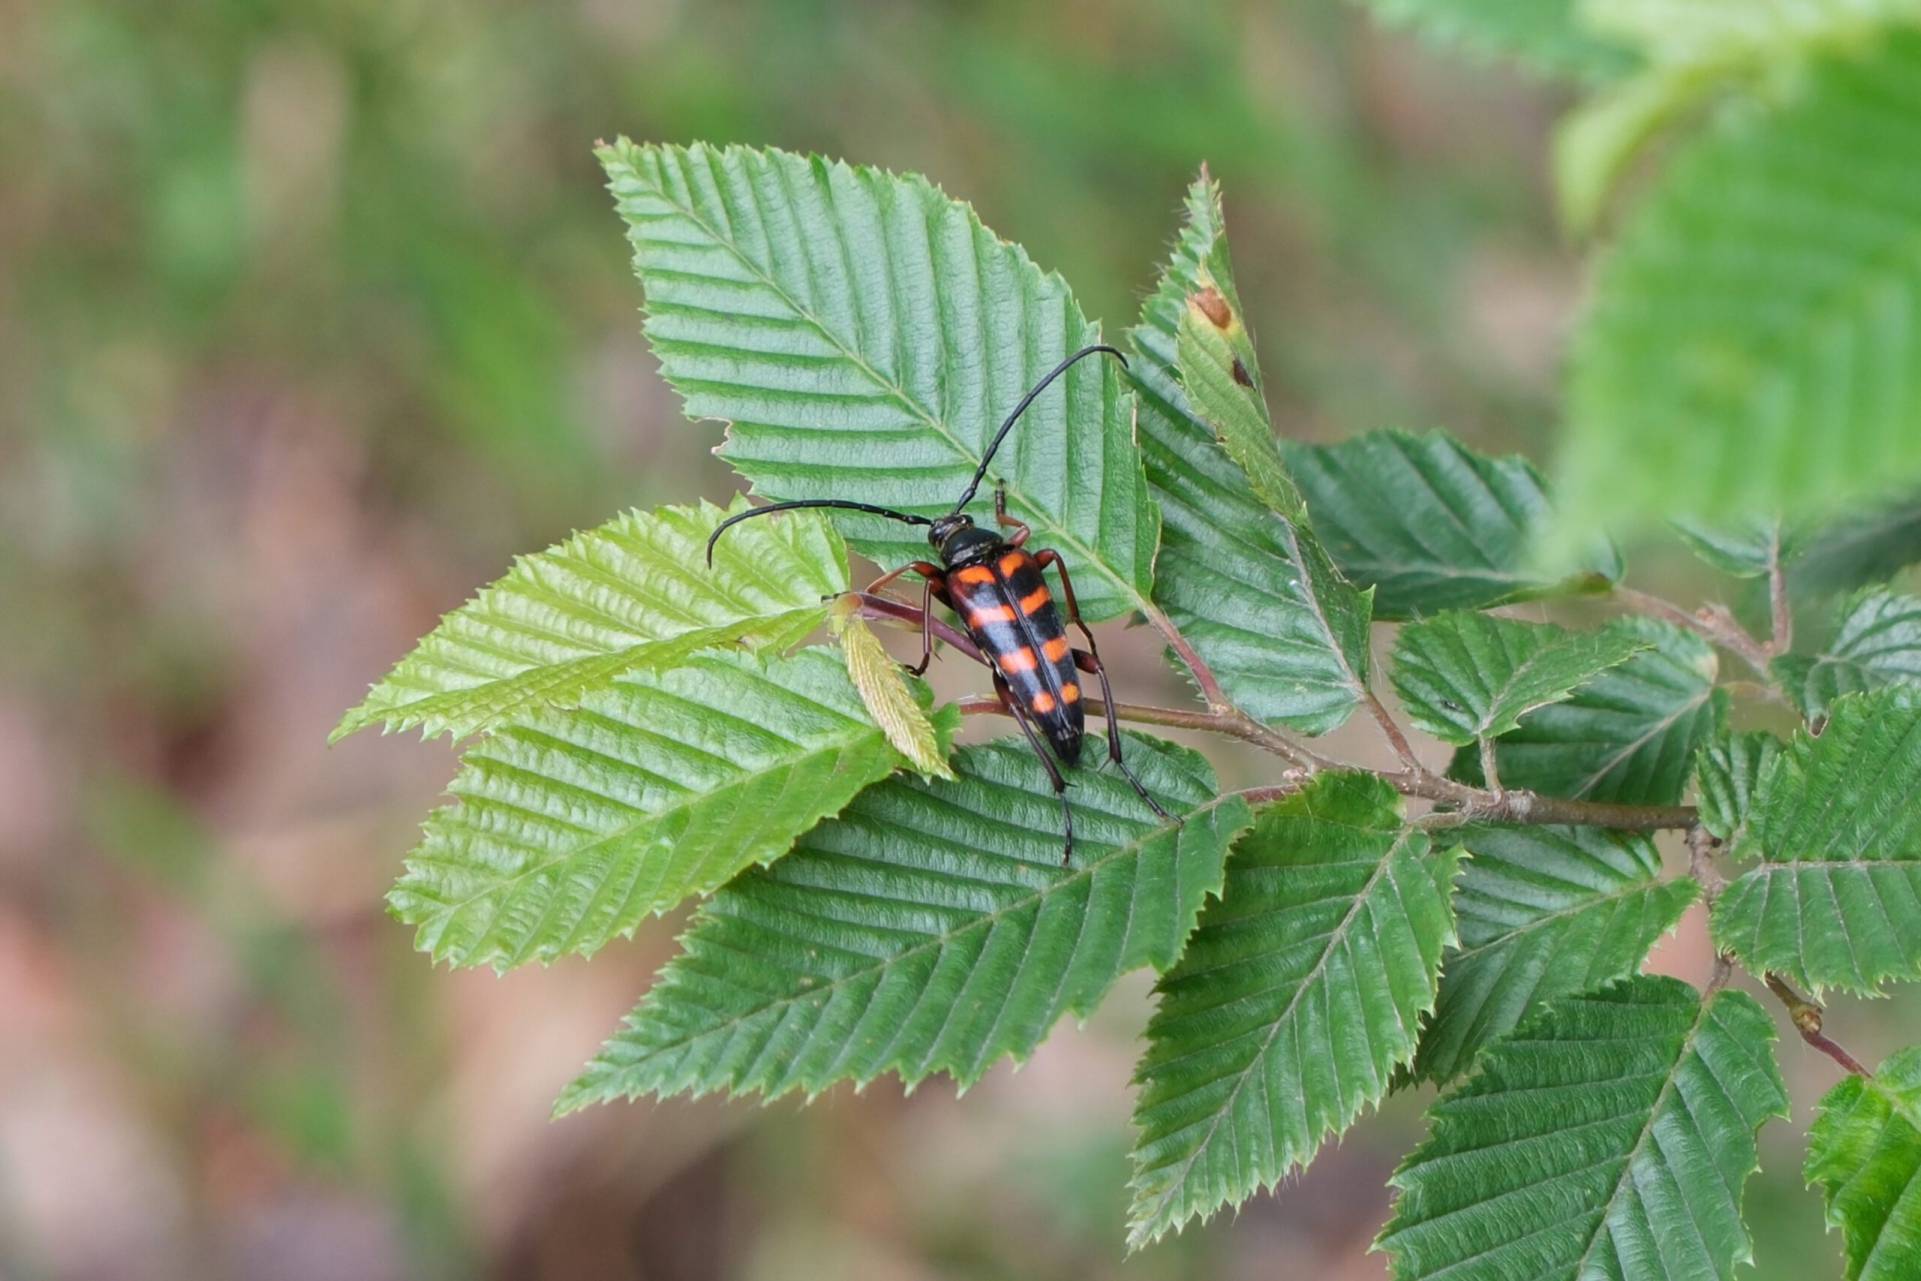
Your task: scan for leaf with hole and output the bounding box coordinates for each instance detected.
[1284,430,1621,619]
[1380,976,1788,1281]
[1712,688,1921,994]
[601,139,1158,623]
[390,646,952,971]
[1126,773,1460,1248]
[333,498,845,742]
[556,734,1247,1110]
[1129,174,1370,734]
[1412,824,1698,1084]
[1391,612,1649,746]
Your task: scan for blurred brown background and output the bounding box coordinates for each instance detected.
[3,1,1907,1277]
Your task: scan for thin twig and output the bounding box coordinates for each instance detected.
[958,695,1698,831]
[1764,974,1869,1077]
[854,592,981,662]
[1612,585,1772,677]
[1766,528,1793,659]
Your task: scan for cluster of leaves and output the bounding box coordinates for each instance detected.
[341,7,1921,1264]
[1360,0,1921,561]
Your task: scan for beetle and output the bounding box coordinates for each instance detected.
[706,343,1169,861]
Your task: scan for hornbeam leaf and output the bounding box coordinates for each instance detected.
[1451,616,1724,805]
[1173,261,1306,522]
[1380,977,1788,1281]
[1130,173,1371,734]
[333,498,845,742]
[390,647,952,971]
[1283,430,1622,619]
[555,734,1248,1110]
[1805,1045,1921,1281]
[1391,612,1649,746]
[1786,492,1921,603]
[1412,824,1698,1083]
[831,610,954,780]
[1693,728,1785,846]
[1712,688,1921,994]
[1775,587,1921,722]
[1126,774,1460,1248]
[1672,513,1797,579]
[600,139,1158,624]
[1553,30,1921,551]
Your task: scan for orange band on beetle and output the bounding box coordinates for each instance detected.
[998,552,1027,577]
[1018,587,1049,615]
[1061,682,1080,704]
[1042,636,1070,662]
[1030,690,1057,714]
[968,604,1016,626]
[953,565,994,586]
[999,646,1038,673]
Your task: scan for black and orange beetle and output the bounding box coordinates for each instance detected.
[707,344,1169,861]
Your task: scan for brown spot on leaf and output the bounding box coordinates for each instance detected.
[1231,357,1253,388]
[1191,286,1231,330]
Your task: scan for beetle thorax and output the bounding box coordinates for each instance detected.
[930,515,1001,567]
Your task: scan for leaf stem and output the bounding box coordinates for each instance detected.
[1142,602,1231,712]
[1612,586,1772,676]
[1763,974,1868,1077]
[955,695,1698,831]
[1766,531,1793,659]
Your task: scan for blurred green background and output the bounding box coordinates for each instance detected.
[4,1,1905,1277]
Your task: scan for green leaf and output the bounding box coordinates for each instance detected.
[1126,774,1461,1249]
[1351,0,1635,81]
[1412,824,1699,1084]
[1673,513,1796,579]
[1391,613,1649,746]
[1806,1045,1921,1281]
[1129,175,1371,734]
[1553,29,1921,552]
[600,139,1159,624]
[332,498,845,742]
[1693,728,1785,845]
[1173,265,1306,522]
[1452,616,1725,805]
[1712,688,1921,994]
[1776,588,1921,722]
[1380,977,1788,1281]
[1283,430,1622,620]
[830,609,953,780]
[554,734,1247,1111]
[1787,492,1921,603]
[390,647,949,971]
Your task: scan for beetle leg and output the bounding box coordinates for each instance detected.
[1035,548,1172,822]
[906,571,942,676]
[994,671,1075,863]
[858,561,946,675]
[866,559,942,599]
[1072,647,1171,820]
[994,484,1031,548]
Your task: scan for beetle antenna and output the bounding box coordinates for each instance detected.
[949,344,1127,515]
[706,499,933,565]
